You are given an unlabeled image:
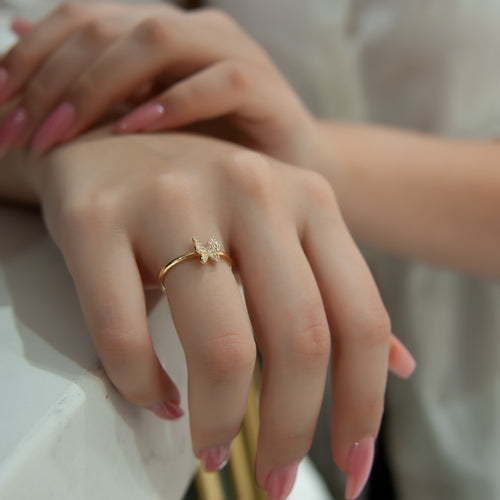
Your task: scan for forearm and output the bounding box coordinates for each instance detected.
[316,121,500,276]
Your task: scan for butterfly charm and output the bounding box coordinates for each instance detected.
[193,237,222,263]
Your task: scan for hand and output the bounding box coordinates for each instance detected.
[24,130,413,500]
[0,3,315,166]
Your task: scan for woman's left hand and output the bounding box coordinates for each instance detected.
[18,130,414,500]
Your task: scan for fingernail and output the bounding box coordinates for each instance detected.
[31,102,76,154]
[0,67,9,96]
[265,464,299,500]
[114,102,165,133]
[345,437,375,500]
[0,106,28,156]
[149,401,184,420]
[389,335,417,379]
[197,443,231,472]
[11,18,33,36]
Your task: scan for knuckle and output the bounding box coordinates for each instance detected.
[56,2,88,22]
[70,72,99,108]
[80,20,117,46]
[95,326,140,361]
[98,335,153,407]
[222,150,275,206]
[58,191,116,248]
[134,18,176,48]
[149,172,200,218]
[290,321,331,361]
[224,61,252,93]
[303,171,339,213]
[352,306,392,347]
[201,332,256,384]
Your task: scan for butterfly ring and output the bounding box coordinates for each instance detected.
[158,237,233,294]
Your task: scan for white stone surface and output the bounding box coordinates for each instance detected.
[0,207,196,500]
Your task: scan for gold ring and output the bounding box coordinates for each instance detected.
[158,237,233,294]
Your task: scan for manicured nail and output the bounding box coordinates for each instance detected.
[197,443,231,472]
[0,106,28,156]
[149,401,184,420]
[0,67,9,96]
[114,102,165,133]
[11,18,33,36]
[31,102,76,154]
[345,437,375,500]
[389,335,417,379]
[265,464,298,500]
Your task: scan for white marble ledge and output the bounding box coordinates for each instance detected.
[0,206,196,500]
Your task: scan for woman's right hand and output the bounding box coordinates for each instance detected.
[0,3,316,167]
[21,130,413,500]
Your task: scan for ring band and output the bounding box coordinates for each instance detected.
[158,237,233,294]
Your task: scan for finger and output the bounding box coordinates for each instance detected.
[212,152,329,498]
[140,191,256,470]
[6,22,119,152]
[11,18,34,36]
[0,3,102,102]
[239,229,330,498]
[30,15,260,153]
[162,246,255,469]
[63,224,182,419]
[389,333,416,379]
[114,60,272,134]
[300,175,392,500]
[28,18,190,154]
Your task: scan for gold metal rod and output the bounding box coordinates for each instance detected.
[194,467,225,500]
[228,431,257,500]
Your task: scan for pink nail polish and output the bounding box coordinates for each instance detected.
[149,401,184,420]
[265,464,299,500]
[197,443,231,472]
[345,437,375,500]
[114,102,165,133]
[389,335,417,379]
[31,102,76,154]
[0,106,28,155]
[11,18,33,36]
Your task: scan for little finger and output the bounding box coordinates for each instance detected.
[237,228,331,499]
[300,178,391,500]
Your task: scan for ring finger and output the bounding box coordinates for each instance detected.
[141,218,256,471]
